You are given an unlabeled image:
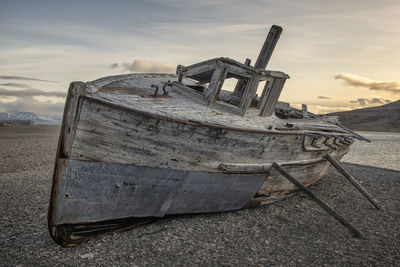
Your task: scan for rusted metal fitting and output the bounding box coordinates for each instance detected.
[152,80,172,97]
[151,84,160,97]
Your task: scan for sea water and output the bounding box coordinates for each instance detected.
[342,131,400,171]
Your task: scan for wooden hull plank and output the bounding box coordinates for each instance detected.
[54,159,266,225]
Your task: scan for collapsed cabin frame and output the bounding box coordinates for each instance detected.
[175,25,289,117]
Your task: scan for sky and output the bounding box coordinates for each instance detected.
[0,0,399,115]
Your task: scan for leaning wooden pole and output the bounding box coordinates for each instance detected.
[272,162,364,238]
[325,155,384,211]
[254,25,283,70]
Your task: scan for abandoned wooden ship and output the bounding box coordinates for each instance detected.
[48,25,379,246]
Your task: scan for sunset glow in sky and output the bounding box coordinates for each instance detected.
[0,0,399,115]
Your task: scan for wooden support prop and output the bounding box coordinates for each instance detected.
[272,162,364,238]
[325,155,384,211]
[254,25,283,70]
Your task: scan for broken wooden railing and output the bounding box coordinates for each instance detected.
[175,58,289,116]
[176,25,288,117]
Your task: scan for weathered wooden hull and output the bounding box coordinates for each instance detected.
[69,96,349,199]
[48,83,352,246]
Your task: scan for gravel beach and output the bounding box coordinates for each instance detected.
[1,125,399,266]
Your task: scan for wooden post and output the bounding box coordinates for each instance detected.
[176,65,184,82]
[257,79,271,109]
[272,162,364,238]
[229,58,251,106]
[234,25,282,111]
[254,25,283,70]
[259,77,286,116]
[302,104,309,118]
[239,73,260,110]
[325,155,384,211]
[253,25,284,116]
[234,59,251,94]
[204,61,228,102]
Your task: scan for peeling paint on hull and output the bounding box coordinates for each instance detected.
[53,159,267,225]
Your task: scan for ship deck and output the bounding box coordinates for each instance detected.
[86,73,353,137]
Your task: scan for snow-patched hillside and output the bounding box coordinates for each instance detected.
[0,111,61,125]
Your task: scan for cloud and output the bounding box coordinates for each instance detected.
[350,98,368,106]
[110,63,119,69]
[0,75,57,83]
[0,83,32,88]
[317,96,332,99]
[335,73,400,95]
[294,96,392,114]
[0,88,66,98]
[0,96,14,100]
[121,60,175,73]
[350,98,392,106]
[369,98,391,104]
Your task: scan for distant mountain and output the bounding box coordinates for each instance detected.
[325,100,400,132]
[0,111,61,125]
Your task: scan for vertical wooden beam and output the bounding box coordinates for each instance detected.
[233,59,251,94]
[257,79,271,109]
[204,61,228,102]
[254,25,283,70]
[239,73,260,110]
[325,155,384,211]
[176,65,184,82]
[259,77,286,116]
[272,162,364,238]
[229,58,251,106]
[302,104,309,118]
